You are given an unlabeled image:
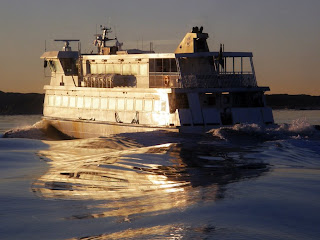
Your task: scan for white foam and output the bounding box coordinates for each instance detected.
[209,118,319,141]
[3,120,47,140]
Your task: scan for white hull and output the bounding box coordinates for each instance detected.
[43,117,233,138]
[43,117,179,138]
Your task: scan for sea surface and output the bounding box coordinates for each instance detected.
[0,110,320,240]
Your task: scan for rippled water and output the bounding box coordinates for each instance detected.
[1,111,320,239]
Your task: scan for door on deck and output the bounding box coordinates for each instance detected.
[187,93,204,126]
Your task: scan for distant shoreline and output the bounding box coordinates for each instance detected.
[0,91,44,115]
[265,94,320,110]
[0,91,319,115]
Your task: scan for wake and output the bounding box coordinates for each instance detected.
[2,117,319,142]
[3,120,71,140]
[210,118,320,141]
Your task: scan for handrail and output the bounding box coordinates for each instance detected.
[180,74,257,88]
[219,71,252,75]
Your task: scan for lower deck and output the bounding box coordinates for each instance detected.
[43,86,274,136]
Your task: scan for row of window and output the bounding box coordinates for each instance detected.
[89,62,148,76]
[149,58,178,73]
[166,92,265,113]
[88,58,178,76]
[46,95,167,112]
[199,92,264,108]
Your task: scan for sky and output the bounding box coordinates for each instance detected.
[0,0,319,95]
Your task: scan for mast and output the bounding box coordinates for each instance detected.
[94,25,117,54]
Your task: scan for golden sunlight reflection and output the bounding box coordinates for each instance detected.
[32,136,268,221]
[67,225,173,240]
[66,223,213,240]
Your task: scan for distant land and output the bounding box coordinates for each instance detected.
[0,91,319,115]
[265,94,320,110]
[0,91,44,115]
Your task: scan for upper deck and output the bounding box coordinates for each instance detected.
[41,26,263,91]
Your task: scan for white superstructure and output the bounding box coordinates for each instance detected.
[41,26,274,138]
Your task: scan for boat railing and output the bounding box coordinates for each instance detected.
[149,72,180,88]
[219,71,252,75]
[148,71,256,89]
[180,73,257,88]
[78,73,256,89]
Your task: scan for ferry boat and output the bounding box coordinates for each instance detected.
[41,25,274,138]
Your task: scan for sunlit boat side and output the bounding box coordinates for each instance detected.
[41,25,274,138]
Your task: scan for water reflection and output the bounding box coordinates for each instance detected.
[67,223,216,240]
[32,136,269,222]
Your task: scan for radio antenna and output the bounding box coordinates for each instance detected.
[114,25,117,39]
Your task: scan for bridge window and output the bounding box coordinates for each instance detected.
[48,60,63,73]
[60,58,78,75]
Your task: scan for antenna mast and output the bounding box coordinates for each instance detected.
[93,23,117,54]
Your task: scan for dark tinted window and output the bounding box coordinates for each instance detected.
[156,59,162,72]
[149,58,178,73]
[149,59,155,72]
[163,59,170,72]
[170,58,177,72]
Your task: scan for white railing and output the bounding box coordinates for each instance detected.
[180,74,257,88]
